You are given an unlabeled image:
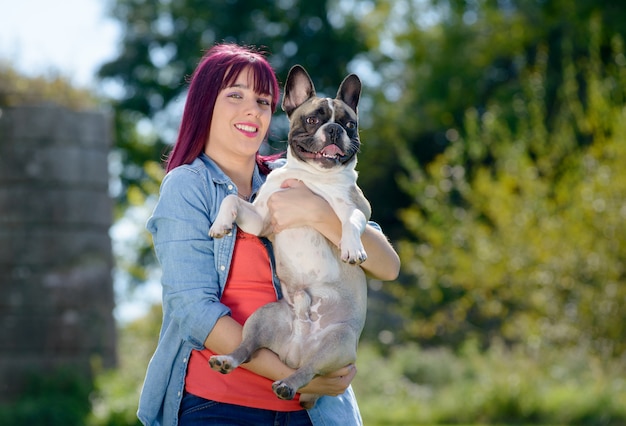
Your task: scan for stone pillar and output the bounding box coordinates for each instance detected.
[0,105,116,402]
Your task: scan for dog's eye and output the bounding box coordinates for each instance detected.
[346,121,356,129]
[306,116,319,125]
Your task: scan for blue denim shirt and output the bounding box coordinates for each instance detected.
[137,154,363,425]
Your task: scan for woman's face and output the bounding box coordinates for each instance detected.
[205,66,274,162]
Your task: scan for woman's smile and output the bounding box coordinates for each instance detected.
[235,122,260,137]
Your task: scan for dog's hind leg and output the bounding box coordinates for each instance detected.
[209,301,292,374]
[298,393,321,410]
[272,325,359,406]
[208,342,252,374]
[272,364,317,402]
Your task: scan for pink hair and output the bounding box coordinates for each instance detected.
[166,43,282,174]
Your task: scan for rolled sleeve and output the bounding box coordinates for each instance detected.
[367,220,382,233]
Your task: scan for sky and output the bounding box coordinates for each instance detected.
[0,0,121,88]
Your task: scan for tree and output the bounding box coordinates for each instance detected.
[353,0,626,240]
[392,21,626,357]
[0,64,97,109]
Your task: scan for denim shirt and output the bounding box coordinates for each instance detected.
[137,154,363,426]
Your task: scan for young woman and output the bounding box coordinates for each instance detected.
[137,43,400,426]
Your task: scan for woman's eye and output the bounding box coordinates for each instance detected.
[306,116,319,125]
[227,93,242,99]
[258,98,271,107]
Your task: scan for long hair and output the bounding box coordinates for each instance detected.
[166,43,281,173]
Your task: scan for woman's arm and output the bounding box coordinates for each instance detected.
[205,316,355,396]
[267,179,400,281]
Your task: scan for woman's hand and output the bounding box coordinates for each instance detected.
[298,364,357,397]
[266,179,330,233]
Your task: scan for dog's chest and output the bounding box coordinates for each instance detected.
[273,227,342,283]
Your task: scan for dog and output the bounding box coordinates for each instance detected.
[208,65,371,409]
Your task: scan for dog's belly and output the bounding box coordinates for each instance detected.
[280,296,324,368]
[279,292,360,369]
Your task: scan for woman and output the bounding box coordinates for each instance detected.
[137,43,400,426]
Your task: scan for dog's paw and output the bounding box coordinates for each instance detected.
[272,380,297,400]
[299,394,320,409]
[209,208,238,239]
[341,244,368,265]
[208,222,233,239]
[208,355,235,374]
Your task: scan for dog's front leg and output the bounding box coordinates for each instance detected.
[235,200,270,237]
[209,194,241,238]
[340,207,368,264]
[209,194,268,238]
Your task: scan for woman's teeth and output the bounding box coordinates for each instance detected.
[236,124,257,133]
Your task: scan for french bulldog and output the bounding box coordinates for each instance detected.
[208,65,371,409]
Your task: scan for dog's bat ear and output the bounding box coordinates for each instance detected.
[282,65,316,117]
[337,74,361,114]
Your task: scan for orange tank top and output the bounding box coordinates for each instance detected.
[185,229,303,411]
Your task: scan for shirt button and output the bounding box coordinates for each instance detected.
[220,265,226,271]
[177,391,181,397]
[227,184,233,190]
[183,357,187,363]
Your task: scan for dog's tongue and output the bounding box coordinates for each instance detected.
[320,144,344,157]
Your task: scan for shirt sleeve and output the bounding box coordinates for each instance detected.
[147,168,230,349]
[367,220,382,233]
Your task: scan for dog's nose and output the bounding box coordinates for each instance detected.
[325,123,344,143]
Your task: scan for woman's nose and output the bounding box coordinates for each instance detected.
[245,99,262,117]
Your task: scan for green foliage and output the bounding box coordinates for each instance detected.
[0,368,93,426]
[101,0,366,115]
[393,21,626,356]
[353,342,626,425]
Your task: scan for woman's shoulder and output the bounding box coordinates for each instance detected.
[156,160,217,207]
[159,168,203,201]
[165,156,208,178]
[162,156,226,188]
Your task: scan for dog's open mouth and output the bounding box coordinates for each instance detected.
[296,144,345,160]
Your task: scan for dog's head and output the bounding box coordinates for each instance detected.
[281,65,361,171]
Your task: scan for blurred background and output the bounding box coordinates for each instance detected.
[1,0,625,424]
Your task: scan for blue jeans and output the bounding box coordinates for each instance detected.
[178,392,314,426]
